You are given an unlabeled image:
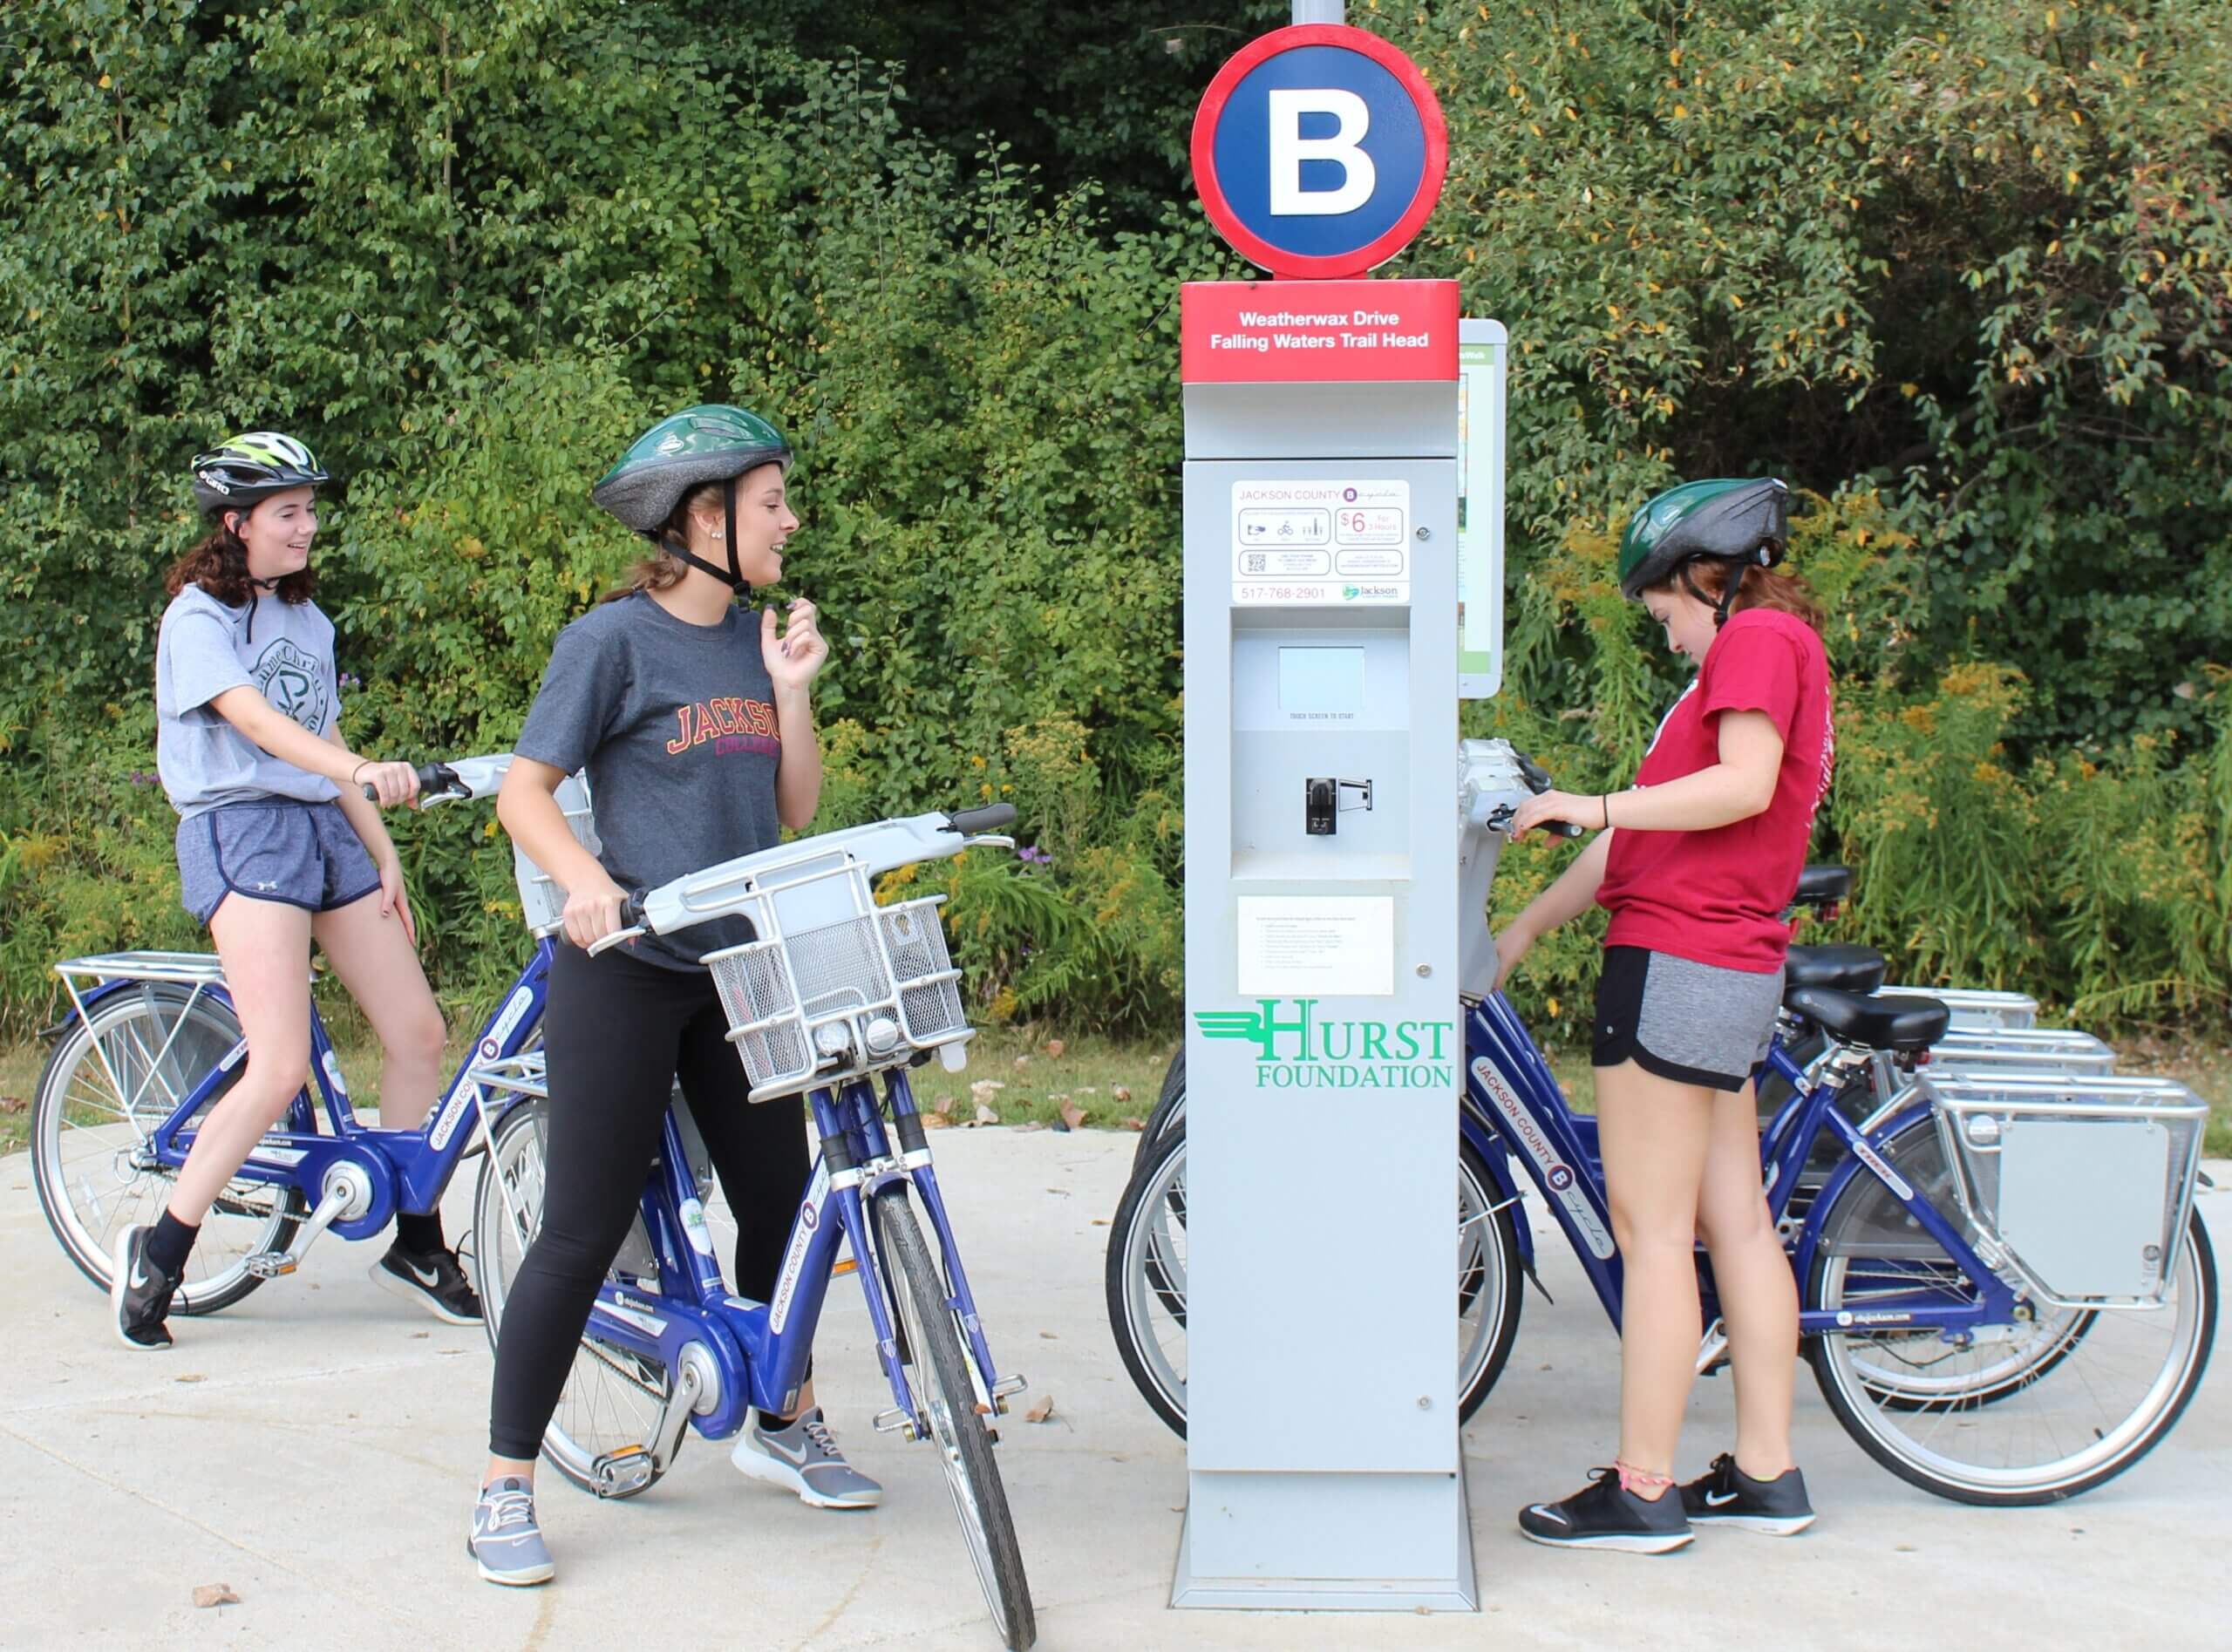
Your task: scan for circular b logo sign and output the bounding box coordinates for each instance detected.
[1191,24,1448,280]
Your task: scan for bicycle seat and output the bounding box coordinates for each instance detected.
[1784,985,1949,1054]
[1783,943,1886,995]
[1793,865,1853,908]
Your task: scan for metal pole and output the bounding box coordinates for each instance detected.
[1291,1,1344,23]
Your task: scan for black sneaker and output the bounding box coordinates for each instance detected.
[1519,1468,1693,1553]
[110,1225,180,1350]
[1679,1453,1816,1535]
[370,1242,483,1325]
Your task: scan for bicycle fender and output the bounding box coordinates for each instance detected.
[43,976,242,1042]
[1475,1138,1537,1276]
[1790,1103,1933,1295]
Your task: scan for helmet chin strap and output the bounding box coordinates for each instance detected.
[665,476,749,593]
[1678,549,1770,629]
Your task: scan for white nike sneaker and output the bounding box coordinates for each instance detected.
[732,1408,882,1508]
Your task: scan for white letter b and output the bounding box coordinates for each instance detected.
[1267,89,1374,216]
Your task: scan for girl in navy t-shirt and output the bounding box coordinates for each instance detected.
[1497,478,1834,1552]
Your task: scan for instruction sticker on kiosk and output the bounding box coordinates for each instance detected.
[1238,895,1395,997]
[1232,480,1410,606]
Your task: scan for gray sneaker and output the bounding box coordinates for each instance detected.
[731,1408,882,1509]
[469,1477,555,1586]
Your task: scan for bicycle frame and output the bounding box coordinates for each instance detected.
[575,1066,1014,1447]
[84,938,555,1241]
[1463,989,2019,1343]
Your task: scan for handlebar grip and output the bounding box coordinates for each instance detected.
[945,803,1018,835]
[362,761,459,803]
[1545,818,1587,840]
[618,895,645,930]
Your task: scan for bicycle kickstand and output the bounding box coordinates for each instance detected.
[244,1163,377,1280]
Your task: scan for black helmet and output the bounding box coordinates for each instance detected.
[1616,478,1788,613]
[189,432,331,518]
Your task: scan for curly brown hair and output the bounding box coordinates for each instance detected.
[1673,559,1824,633]
[164,518,316,608]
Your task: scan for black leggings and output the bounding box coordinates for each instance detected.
[487,942,808,1459]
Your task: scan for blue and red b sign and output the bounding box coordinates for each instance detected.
[1191,24,1448,280]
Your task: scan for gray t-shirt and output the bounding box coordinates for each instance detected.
[155,584,343,819]
[514,591,784,970]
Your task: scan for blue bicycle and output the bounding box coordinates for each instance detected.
[31,756,543,1313]
[467,804,1038,1651]
[1109,742,2216,1505]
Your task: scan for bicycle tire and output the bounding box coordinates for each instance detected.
[1807,1109,2217,1505]
[472,1097,676,1499]
[31,984,296,1314]
[1132,1046,1187,1169]
[1105,1127,1522,1438]
[874,1184,1036,1650]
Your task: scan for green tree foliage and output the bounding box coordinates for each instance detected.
[0,0,2224,1041]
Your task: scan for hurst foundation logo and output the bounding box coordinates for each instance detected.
[1194,999,1455,1090]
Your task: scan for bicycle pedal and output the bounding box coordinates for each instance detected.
[589,1445,655,1498]
[243,1250,298,1279]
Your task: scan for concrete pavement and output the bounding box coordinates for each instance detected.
[2,1130,2227,1650]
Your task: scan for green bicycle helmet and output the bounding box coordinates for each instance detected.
[1616,477,1788,624]
[189,432,331,517]
[591,404,793,591]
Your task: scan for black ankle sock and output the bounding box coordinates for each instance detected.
[148,1211,199,1278]
[393,1212,446,1255]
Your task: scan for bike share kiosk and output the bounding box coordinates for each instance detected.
[1176,16,1485,1609]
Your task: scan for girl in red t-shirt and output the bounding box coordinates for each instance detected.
[1498,478,1834,1553]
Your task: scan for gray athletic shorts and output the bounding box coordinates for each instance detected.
[1591,946,1786,1092]
[175,800,382,927]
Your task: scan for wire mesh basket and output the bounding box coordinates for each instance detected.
[1925,1074,2208,1308]
[513,772,601,938]
[699,855,970,1101]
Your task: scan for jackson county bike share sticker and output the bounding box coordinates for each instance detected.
[432,984,537,1151]
[1230,479,1410,606]
[1471,1055,1616,1259]
[1237,895,1394,996]
[321,1049,349,1098]
[768,1158,833,1335]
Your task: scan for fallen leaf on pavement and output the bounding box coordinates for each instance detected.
[192,1584,239,1608]
[1024,1396,1056,1424]
[1120,1116,1146,1131]
[174,1373,207,1383]
[921,1112,952,1130]
[1058,1099,1087,1131]
[1039,1330,1058,1339]
[1015,1119,1048,1132]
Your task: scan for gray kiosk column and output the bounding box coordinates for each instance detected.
[1174,330,1472,1609]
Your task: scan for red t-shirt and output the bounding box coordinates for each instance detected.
[1597,608,1834,973]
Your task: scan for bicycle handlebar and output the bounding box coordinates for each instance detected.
[1507,750,1587,840]
[945,803,1018,836]
[362,761,461,803]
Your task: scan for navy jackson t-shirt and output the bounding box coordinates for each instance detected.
[514,590,783,970]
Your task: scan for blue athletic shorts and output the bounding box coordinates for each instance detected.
[174,800,383,927]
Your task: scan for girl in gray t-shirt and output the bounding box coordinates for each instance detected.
[469,405,869,1587]
[113,433,481,1350]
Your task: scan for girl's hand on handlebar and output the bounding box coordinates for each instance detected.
[1508,789,1599,840]
[357,760,423,810]
[1491,927,1533,993]
[561,874,632,952]
[764,598,828,693]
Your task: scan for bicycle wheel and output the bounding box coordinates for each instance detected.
[872,1184,1035,1650]
[1106,1129,1522,1438]
[1131,1045,1187,1169]
[472,1097,675,1499]
[31,983,297,1313]
[1807,1109,2217,1505]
